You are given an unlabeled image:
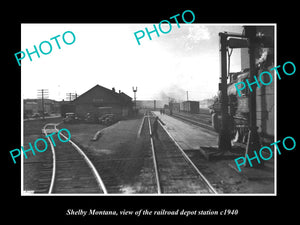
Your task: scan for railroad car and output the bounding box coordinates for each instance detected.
[180,101,200,114]
[171,103,180,112]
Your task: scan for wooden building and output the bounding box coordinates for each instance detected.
[61,85,133,119]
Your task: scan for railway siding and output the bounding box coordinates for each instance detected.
[147,113,217,194]
[171,112,215,132]
[50,134,103,193]
[23,118,62,194]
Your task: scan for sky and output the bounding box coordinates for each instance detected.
[21,24,243,101]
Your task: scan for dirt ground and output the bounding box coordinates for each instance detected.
[58,115,157,194]
[186,149,275,194]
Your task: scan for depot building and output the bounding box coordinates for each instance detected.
[61,84,133,119]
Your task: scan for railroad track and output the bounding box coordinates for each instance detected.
[171,112,216,132]
[43,123,107,194]
[146,112,217,194]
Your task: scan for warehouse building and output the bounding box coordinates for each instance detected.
[61,85,133,119]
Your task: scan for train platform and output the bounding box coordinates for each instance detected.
[152,111,275,190]
[152,111,218,151]
[59,115,158,194]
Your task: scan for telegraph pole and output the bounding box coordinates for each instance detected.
[66,93,76,101]
[37,89,48,120]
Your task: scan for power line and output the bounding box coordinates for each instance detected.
[37,89,49,120]
[66,92,77,101]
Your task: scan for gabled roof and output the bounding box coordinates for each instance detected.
[119,92,132,102]
[73,84,132,104]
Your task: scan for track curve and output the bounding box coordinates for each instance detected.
[43,123,107,194]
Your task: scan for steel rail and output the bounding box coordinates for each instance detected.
[147,112,162,194]
[153,113,218,194]
[171,112,216,132]
[42,124,56,194]
[137,115,146,139]
[43,123,108,194]
[54,124,108,194]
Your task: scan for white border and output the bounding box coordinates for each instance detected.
[21,23,277,196]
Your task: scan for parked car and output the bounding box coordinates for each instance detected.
[99,114,116,125]
[32,113,40,118]
[84,113,99,123]
[98,114,108,123]
[63,112,79,123]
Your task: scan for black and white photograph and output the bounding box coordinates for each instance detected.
[4,5,298,224]
[21,24,275,195]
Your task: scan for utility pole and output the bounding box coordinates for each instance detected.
[37,89,48,120]
[66,93,76,101]
[132,86,138,115]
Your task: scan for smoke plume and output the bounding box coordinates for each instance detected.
[154,85,186,102]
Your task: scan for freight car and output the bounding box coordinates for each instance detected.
[171,102,181,112]
[180,101,200,114]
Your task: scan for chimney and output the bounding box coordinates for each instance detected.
[119,90,121,94]
[112,87,115,92]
